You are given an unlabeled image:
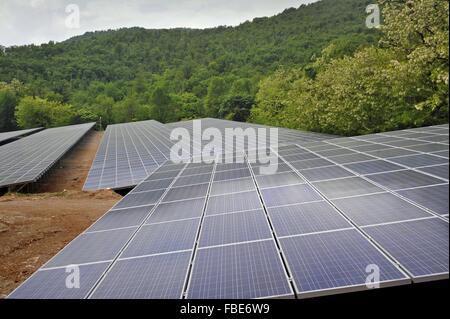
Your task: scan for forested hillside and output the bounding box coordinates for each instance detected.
[0,0,448,136]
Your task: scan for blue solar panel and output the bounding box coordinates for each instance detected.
[206,191,261,215]
[332,193,432,226]
[209,178,255,196]
[389,154,448,168]
[313,177,383,199]
[114,189,166,209]
[9,262,110,299]
[255,172,304,188]
[363,218,449,280]
[91,251,192,299]
[418,164,449,180]
[199,210,272,247]
[43,228,136,268]
[397,185,449,215]
[280,229,409,296]
[146,198,206,223]
[162,183,209,202]
[344,160,403,175]
[187,240,293,299]
[299,165,354,182]
[121,219,201,257]
[268,201,352,237]
[86,205,154,232]
[261,184,322,207]
[366,170,444,190]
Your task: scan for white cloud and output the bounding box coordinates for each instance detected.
[0,0,318,46]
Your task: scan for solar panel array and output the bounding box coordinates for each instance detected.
[0,127,42,145]
[84,118,336,191]
[0,123,95,188]
[83,120,183,190]
[9,123,448,299]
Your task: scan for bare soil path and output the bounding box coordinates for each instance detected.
[0,131,122,298]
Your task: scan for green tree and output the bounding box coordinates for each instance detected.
[0,79,25,132]
[149,85,177,123]
[15,96,75,128]
[204,77,228,117]
[220,95,255,122]
[380,0,449,113]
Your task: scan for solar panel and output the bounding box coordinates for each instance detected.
[0,123,94,188]
[198,209,272,247]
[0,127,42,145]
[10,123,449,299]
[121,218,201,257]
[8,262,110,299]
[268,201,352,237]
[83,120,181,191]
[42,227,136,268]
[332,193,433,226]
[363,218,449,280]
[397,185,449,215]
[91,251,192,299]
[187,240,293,299]
[280,229,409,297]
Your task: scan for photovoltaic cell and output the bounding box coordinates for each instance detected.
[261,184,322,207]
[389,154,448,168]
[162,183,209,202]
[188,240,293,299]
[344,160,403,175]
[213,168,251,182]
[173,173,212,187]
[86,205,154,232]
[199,209,272,247]
[114,189,166,209]
[366,148,418,159]
[332,193,432,226]
[405,143,449,153]
[43,228,136,268]
[397,185,449,215]
[206,191,261,215]
[363,218,449,279]
[209,178,255,196]
[299,165,354,182]
[132,178,173,193]
[121,219,200,257]
[327,153,375,164]
[92,251,192,299]
[268,201,351,237]
[366,170,444,190]
[9,262,110,299]
[313,177,383,199]
[255,172,304,188]
[146,198,206,223]
[418,164,449,180]
[280,229,408,296]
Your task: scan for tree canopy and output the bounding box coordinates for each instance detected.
[0,0,447,135]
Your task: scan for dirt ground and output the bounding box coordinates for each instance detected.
[0,131,122,298]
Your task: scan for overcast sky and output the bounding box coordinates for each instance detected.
[0,0,319,47]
